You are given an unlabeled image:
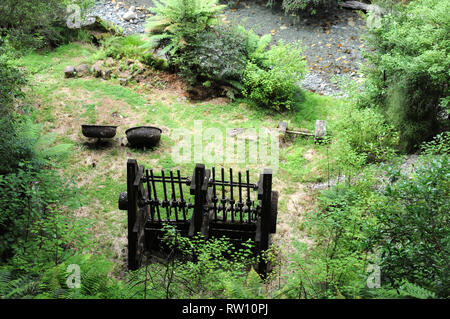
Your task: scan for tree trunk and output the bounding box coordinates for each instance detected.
[339,1,385,13]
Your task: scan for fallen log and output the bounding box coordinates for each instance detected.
[339,1,385,14]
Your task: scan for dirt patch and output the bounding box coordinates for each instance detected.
[137,71,188,98]
[273,184,315,255]
[303,148,318,162]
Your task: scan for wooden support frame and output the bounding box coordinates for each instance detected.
[119,160,278,277]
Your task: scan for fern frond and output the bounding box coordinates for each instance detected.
[398,281,436,299]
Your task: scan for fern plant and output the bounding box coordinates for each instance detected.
[143,0,226,56]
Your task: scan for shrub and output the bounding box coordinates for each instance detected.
[331,103,399,165]
[284,174,380,298]
[144,0,307,106]
[242,40,306,111]
[144,0,226,56]
[360,0,450,152]
[0,117,35,174]
[0,55,27,115]
[173,25,248,93]
[0,0,95,51]
[102,34,147,60]
[0,119,73,265]
[122,225,266,299]
[268,0,337,15]
[367,154,449,298]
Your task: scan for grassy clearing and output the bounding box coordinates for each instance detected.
[19,41,349,273]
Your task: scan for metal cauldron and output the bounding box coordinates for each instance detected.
[81,125,118,139]
[125,126,162,148]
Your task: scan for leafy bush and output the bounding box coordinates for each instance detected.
[285,141,449,298]
[0,0,95,51]
[0,118,35,175]
[420,131,450,156]
[283,173,380,298]
[144,0,307,107]
[242,40,306,111]
[109,225,268,299]
[144,0,226,56]
[0,55,27,115]
[102,34,147,60]
[173,25,248,93]
[268,0,337,15]
[0,117,74,269]
[360,0,450,152]
[0,118,72,174]
[367,154,449,297]
[330,103,399,165]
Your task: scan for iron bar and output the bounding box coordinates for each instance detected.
[212,167,218,221]
[161,170,170,220]
[170,170,179,222]
[177,170,187,221]
[149,169,161,222]
[246,169,252,223]
[238,171,243,223]
[221,167,226,222]
[145,169,154,222]
[229,168,235,223]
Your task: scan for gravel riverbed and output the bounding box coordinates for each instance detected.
[86,0,367,96]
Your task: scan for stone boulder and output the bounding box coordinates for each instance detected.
[75,64,89,77]
[92,60,104,78]
[105,57,115,67]
[123,6,138,21]
[64,66,76,78]
[101,69,112,80]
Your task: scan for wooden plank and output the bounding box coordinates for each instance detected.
[127,159,139,270]
[314,120,327,141]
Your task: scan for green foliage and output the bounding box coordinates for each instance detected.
[173,25,248,93]
[420,131,450,156]
[283,174,379,298]
[0,0,95,51]
[0,268,40,298]
[360,0,450,152]
[242,40,306,111]
[330,103,399,165]
[36,254,123,299]
[144,0,226,56]
[0,115,79,275]
[284,147,449,298]
[0,118,72,174]
[0,55,27,115]
[367,154,449,297]
[123,225,267,299]
[0,117,34,174]
[397,280,437,299]
[268,0,337,15]
[102,35,147,60]
[143,0,307,106]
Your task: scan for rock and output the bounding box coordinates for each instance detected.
[151,48,169,70]
[64,66,76,78]
[92,60,104,78]
[75,64,89,77]
[119,78,128,86]
[133,60,146,74]
[123,6,138,21]
[101,69,112,80]
[105,57,115,67]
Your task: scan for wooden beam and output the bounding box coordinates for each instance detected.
[339,1,385,13]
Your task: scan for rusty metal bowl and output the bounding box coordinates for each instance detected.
[125,126,162,148]
[81,125,118,139]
